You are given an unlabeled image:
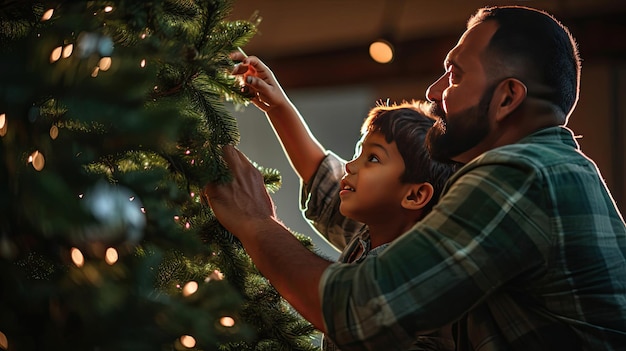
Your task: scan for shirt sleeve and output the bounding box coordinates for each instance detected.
[300,151,367,250]
[319,159,550,350]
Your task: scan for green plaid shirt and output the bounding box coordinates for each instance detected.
[320,126,626,351]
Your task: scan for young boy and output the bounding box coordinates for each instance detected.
[231,53,457,350]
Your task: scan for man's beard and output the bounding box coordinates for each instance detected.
[426,84,496,163]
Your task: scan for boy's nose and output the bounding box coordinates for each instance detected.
[345,160,357,174]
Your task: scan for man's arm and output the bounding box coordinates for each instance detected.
[203,145,331,330]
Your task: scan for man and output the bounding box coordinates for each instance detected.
[204,6,626,350]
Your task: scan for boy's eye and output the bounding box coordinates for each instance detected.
[367,154,380,163]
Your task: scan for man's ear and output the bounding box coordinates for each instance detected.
[493,78,527,122]
[402,182,434,210]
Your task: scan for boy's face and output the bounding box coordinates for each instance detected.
[339,131,412,225]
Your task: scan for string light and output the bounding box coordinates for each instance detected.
[219,316,235,327]
[28,150,45,171]
[105,247,118,265]
[182,281,198,297]
[41,8,54,21]
[0,113,7,137]
[179,335,196,348]
[99,57,112,71]
[104,6,114,13]
[62,44,73,58]
[71,247,85,267]
[205,269,224,282]
[50,46,63,62]
[140,59,146,68]
[49,125,58,139]
[0,330,8,350]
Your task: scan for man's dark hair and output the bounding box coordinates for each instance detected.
[469,6,582,121]
[361,100,458,215]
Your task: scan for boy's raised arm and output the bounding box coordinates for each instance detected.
[230,52,326,184]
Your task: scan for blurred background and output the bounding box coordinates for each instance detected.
[225,0,626,258]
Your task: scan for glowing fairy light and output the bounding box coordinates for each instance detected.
[49,125,58,139]
[104,6,113,12]
[185,149,191,155]
[190,192,195,198]
[105,247,118,265]
[41,8,54,21]
[205,269,224,282]
[99,57,112,71]
[79,193,84,199]
[182,281,198,297]
[28,150,45,171]
[173,215,180,221]
[0,113,7,137]
[220,316,235,327]
[184,222,190,229]
[140,59,146,68]
[0,330,8,350]
[62,44,73,58]
[179,335,196,348]
[140,207,146,214]
[50,46,62,62]
[71,247,85,267]
[129,196,135,201]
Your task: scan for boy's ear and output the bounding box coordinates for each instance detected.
[402,182,434,210]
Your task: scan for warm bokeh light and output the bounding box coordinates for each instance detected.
[49,125,58,139]
[0,113,6,137]
[104,6,114,13]
[71,247,85,267]
[140,59,146,67]
[369,39,394,64]
[41,8,54,21]
[0,330,7,350]
[105,247,118,265]
[179,335,196,348]
[62,44,73,58]
[205,269,224,282]
[220,316,235,327]
[99,57,112,71]
[50,46,62,62]
[182,281,198,297]
[91,66,100,77]
[28,150,45,171]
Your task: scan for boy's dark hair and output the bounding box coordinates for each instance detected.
[361,100,458,215]
[469,6,582,122]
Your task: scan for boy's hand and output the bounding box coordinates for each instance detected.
[230,52,290,113]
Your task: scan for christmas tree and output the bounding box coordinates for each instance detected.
[0,1,317,350]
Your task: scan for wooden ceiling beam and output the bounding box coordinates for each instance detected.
[262,13,626,90]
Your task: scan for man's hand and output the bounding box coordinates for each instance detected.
[203,145,276,236]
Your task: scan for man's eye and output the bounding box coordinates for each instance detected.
[448,71,459,84]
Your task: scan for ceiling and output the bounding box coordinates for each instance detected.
[226,0,626,89]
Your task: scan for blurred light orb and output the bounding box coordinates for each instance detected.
[369,39,394,64]
[220,316,235,327]
[182,281,198,296]
[180,335,196,348]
